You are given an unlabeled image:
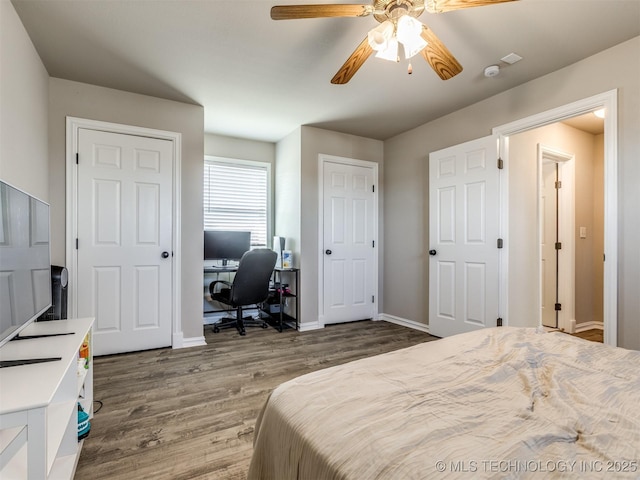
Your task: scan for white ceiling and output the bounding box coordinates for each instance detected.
[12,0,639,142]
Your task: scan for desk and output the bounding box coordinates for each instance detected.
[264,268,299,332]
[204,265,238,274]
[203,266,299,331]
[203,266,237,315]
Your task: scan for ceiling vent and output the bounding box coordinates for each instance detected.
[501,52,523,65]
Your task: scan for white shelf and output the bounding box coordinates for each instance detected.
[0,425,26,468]
[77,364,89,390]
[0,318,94,480]
[1,441,27,478]
[50,452,78,480]
[47,400,77,472]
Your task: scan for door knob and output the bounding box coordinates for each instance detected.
[325,249,332,255]
[429,250,437,256]
[161,251,170,259]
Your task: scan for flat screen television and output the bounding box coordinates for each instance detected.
[0,180,52,349]
[204,230,251,266]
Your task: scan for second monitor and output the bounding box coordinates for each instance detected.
[204,230,251,266]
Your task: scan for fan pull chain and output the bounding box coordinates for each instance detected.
[408,63,413,74]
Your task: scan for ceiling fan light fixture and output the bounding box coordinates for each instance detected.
[272,0,480,84]
[375,36,399,61]
[367,20,394,50]
[424,0,443,14]
[396,15,427,59]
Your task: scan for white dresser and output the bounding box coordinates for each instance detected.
[0,318,94,479]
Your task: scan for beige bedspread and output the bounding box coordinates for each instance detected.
[248,327,640,479]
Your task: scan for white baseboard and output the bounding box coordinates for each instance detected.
[173,332,206,349]
[377,313,430,334]
[298,321,323,332]
[575,321,604,333]
[281,315,429,333]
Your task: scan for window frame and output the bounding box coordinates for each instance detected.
[203,155,272,248]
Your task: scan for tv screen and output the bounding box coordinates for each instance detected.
[0,180,51,348]
[204,230,251,264]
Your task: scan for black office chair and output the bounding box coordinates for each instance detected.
[209,248,277,336]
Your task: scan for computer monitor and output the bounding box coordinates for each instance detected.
[204,230,251,265]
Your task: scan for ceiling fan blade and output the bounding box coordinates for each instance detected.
[271,4,370,20]
[425,0,516,14]
[420,26,463,80]
[331,36,374,84]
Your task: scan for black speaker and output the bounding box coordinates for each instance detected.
[39,265,68,321]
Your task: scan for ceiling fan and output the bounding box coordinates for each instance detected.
[271,0,516,84]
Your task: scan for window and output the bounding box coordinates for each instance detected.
[203,156,271,247]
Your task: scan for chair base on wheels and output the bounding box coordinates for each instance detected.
[212,313,268,336]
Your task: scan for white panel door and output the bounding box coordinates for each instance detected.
[322,161,375,324]
[77,129,173,355]
[541,161,558,328]
[429,135,501,337]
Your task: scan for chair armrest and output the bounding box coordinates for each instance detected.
[210,280,232,296]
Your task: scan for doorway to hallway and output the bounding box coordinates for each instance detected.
[502,107,606,338]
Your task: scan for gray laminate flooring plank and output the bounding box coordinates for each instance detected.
[75,320,436,480]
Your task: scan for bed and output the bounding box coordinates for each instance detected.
[248,327,640,479]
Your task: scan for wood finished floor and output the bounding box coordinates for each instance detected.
[570,328,603,343]
[75,320,436,480]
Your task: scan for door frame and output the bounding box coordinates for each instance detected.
[65,117,183,346]
[317,154,379,328]
[493,89,617,346]
[538,144,575,332]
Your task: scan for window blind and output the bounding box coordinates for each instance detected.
[203,160,268,247]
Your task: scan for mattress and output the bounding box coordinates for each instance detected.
[248,327,640,479]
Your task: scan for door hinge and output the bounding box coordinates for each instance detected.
[372,185,375,193]
[555,242,562,250]
[497,238,503,249]
[372,240,375,248]
[555,180,562,189]
[497,157,504,170]
[497,317,503,327]
[76,153,79,165]
[372,295,375,303]
[75,238,79,249]
[555,303,562,311]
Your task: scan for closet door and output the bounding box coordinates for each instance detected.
[76,128,173,355]
[321,158,376,325]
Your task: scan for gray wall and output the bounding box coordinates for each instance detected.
[278,126,384,328]
[592,134,605,324]
[205,133,275,166]
[48,78,205,341]
[205,127,384,330]
[274,127,302,256]
[0,0,49,200]
[6,0,638,349]
[383,36,640,349]
[3,0,206,343]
